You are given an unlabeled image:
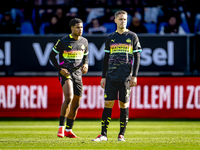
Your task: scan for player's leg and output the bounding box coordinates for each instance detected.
[61,80,74,117]
[92,77,117,141]
[92,100,114,141]
[64,95,81,138]
[67,95,81,120]
[58,76,74,138]
[118,80,131,141]
[65,77,83,138]
[101,100,114,135]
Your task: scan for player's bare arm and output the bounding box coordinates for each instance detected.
[100,78,106,89]
[130,76,137,87]
[81,64,88,74]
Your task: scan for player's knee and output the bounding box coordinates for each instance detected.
[72,101,80,110]
[63,97,72,106]
[104,100,115,108]
[71,96,81,110]
[119,101,129,109]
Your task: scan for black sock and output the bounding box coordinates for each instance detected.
[101,108,112,136]
[66,118,74,129]
[59,116,66,126]
[119,108,129,136]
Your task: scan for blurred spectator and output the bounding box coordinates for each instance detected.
[0,11,20,34]
[0,0,198,34]
[65,7,80,33]
[37,9,53,25]
[34,0,42,5]
[44,15,61,33]
[35,8,53,34]
[86,8,105,24]
[87,18,107,34]
[125,9,139,27]
[37,9,52,33]
[159,15,186,34]
[144,7,164,24]
[66,7,79,18]
[128,16,147,33]
[10,8,25,24]
[99,8,114,23]
[21,9,35,35]
[55,8,67,33]
[115,0,122,5]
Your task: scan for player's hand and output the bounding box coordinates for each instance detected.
[100,78,106,89]
[130,76,137,87]
[60,68,70,78]
[81,64,88,74]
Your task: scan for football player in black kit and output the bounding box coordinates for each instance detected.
[92,10,142,141]
[49,18,89,138]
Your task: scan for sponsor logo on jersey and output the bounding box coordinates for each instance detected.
[63,50,84,59]
[110,44,133,54]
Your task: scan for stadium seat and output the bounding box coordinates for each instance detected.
[21,21,35,35]
[40,22,50,35]
[143,23,157,34]
[103,23,116,33]
[180,22,190,33]
[158,22,168,33]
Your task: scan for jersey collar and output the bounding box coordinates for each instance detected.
[69,34,81,41]
[69,34,73,38]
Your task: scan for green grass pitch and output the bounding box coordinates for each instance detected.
[0,119,200,150]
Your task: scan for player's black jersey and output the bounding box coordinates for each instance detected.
[104,30,142,81]
[52,34,89,72]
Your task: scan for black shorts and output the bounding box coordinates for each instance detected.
[59,71,83,97]
[104,76,131,103]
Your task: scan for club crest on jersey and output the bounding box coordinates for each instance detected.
[126,38,131,43]
[81,45,85,49]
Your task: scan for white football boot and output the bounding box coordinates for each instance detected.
[118,135,125,141]
[92,135,108,141]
